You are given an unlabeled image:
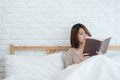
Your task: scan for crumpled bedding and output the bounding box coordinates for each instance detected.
[57,55,120,80]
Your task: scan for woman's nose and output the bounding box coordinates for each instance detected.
[84,34,88,39]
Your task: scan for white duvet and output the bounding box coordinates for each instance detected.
[57,55,120,80]
[4,53,120,80]
[4,75,55,80]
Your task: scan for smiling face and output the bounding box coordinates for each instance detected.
[77,28,89,44]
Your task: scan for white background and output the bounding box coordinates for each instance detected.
[0,0,120,55]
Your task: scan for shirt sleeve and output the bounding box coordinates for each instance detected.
[65,49,74,68]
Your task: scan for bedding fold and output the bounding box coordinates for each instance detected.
[57,55,120,80]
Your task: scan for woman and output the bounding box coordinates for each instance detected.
[65,23,102,67]
[57,23,120,80]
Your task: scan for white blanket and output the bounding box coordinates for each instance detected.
[57,55,120,80]
[4,75,55,80]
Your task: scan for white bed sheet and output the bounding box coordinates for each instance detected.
[4,75,56,80]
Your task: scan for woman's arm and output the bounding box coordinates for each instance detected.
[65,53,73,67]
[65,49,74,68]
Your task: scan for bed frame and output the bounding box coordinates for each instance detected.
[10,45,120,55]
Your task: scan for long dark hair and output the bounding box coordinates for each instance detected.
[70,23,91,48]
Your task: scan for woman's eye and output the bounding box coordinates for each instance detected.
[80,33,83,35]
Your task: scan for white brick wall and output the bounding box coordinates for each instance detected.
[0,56,4,80]
[0,0,120,55]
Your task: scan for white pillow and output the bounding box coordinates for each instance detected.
[4,53,64,79]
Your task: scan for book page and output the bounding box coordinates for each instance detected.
[100,37,111,53]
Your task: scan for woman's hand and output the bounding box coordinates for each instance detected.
[96,51,103,55]
[80,53,90,61]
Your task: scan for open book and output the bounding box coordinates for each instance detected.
[83,37,111,56]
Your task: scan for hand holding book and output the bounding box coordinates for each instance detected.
[80,53,90,61]
[83,37,111,56]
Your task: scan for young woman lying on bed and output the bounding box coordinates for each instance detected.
[57,23,120,80]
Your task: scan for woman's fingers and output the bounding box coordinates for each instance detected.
[84,56,90,59]
[83,53,89,56]
[96,51,102,55]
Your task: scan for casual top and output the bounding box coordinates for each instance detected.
[65,48,82,68]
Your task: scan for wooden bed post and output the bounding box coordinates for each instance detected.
[10,45,15,55]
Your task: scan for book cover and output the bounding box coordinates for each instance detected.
[83,37,111,56]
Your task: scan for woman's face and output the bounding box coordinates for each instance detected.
[77,28,89,44]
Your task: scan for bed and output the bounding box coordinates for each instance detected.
[2,45,120,80]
